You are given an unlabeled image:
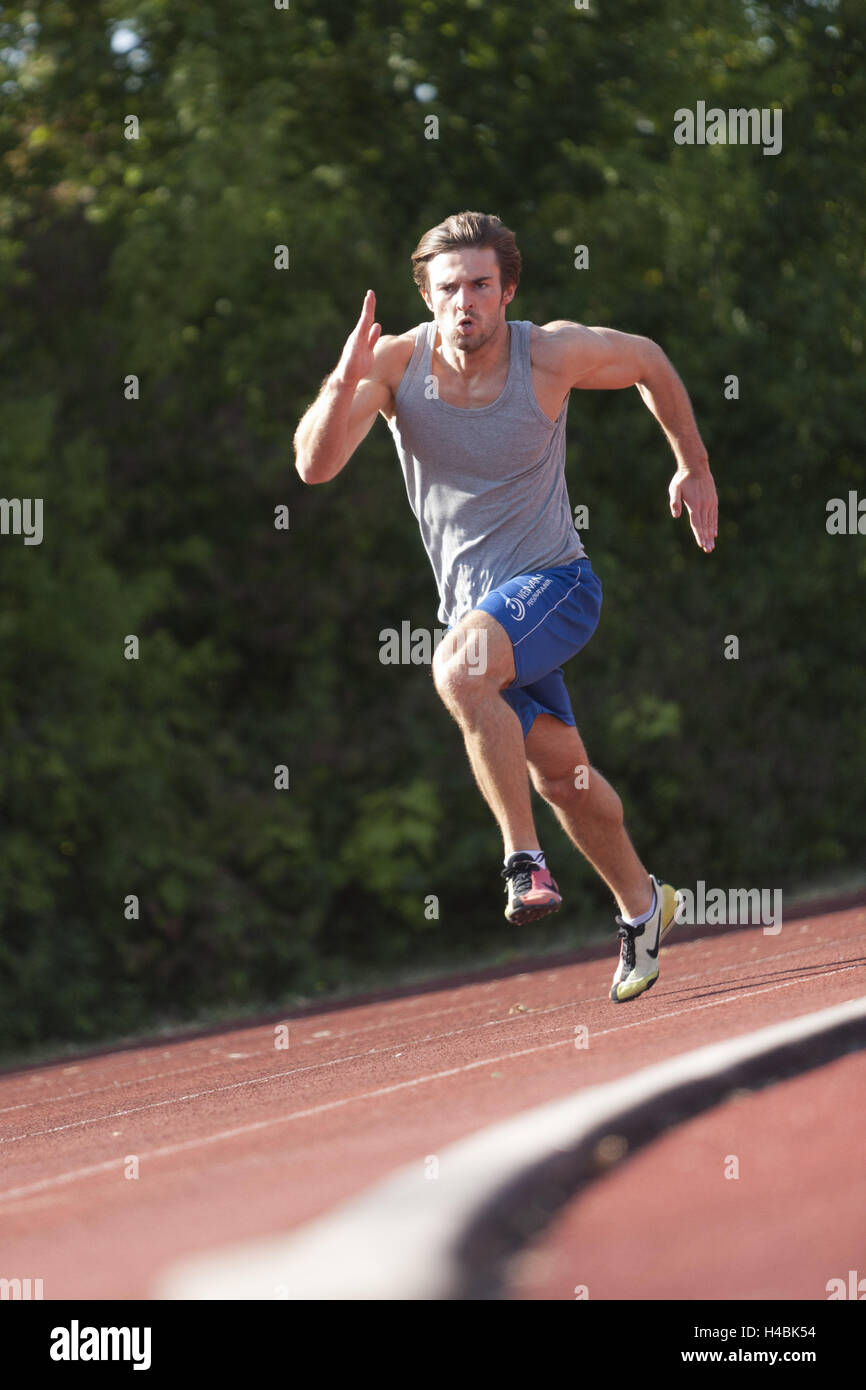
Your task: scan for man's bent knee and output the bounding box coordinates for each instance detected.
[432,626,495,701]
[433,656,497,717]
[532,769,585,809]
[532,765,623,822]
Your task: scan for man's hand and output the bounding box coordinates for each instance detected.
[334,289,382,387]
[293,290,391,483]
[669,467,718,552]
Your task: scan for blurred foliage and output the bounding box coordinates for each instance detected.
[0,0,864,1056]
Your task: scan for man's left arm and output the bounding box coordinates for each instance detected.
[553,322,718,553]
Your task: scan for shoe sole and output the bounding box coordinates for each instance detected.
[505,901,562,926]
[610,971,659,1003]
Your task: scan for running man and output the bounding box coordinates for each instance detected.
[294,211,717,1002]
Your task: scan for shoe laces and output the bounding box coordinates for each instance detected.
[615,919,637,972]
[501,858,537,896]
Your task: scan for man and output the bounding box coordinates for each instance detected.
[294,211,717,1003]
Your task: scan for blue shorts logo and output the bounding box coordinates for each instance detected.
[505,596,526,621]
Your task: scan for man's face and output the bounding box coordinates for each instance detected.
[422,247,515,353]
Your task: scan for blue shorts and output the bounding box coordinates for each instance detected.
[471,559,602,739]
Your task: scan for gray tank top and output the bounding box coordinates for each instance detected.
[387,318,585,626]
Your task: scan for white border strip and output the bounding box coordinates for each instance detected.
[156,996,866,1300]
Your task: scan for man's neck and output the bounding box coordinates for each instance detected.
[434,318,511,380]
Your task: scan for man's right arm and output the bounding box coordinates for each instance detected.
[293,372,390,485]
[294,290,406,485]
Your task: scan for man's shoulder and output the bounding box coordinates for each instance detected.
[365,326,424,419]
[529,320,604,379]
[370,326,422,390]
[529,319,590,353]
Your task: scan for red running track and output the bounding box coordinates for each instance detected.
[0,903,864,1299]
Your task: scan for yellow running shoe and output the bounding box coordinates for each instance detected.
[610,875,680,1003]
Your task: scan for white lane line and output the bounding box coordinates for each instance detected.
[3,951,861,1146]
[0,994,566,1118]
[0,927,857,1119]
[0,982,538,1109]
[0,997,599,1140]
[0,963,861,1206]
[0,1043,593,1204]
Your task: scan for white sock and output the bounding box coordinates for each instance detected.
[505,850,546,869]
[623,883,657,926]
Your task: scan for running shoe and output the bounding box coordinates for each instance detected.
[502,854,562,925]
[610,874,680,1002]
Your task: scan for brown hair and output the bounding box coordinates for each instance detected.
[411,211,522,297]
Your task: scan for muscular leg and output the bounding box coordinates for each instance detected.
[432,611,539,856]
[525,712,652,919]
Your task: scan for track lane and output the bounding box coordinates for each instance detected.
[0,906,862,1298]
